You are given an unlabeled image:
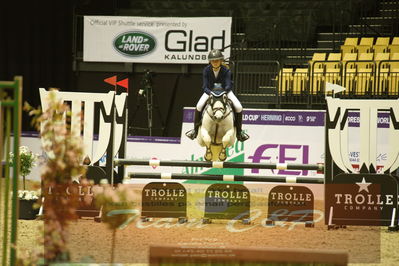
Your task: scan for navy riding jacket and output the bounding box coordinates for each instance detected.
[202,64,233,95]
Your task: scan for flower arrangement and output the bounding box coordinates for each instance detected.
[9,145,39,190]
[18,189,41,201]
[24,88,87,263]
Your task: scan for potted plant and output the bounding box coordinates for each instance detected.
[9,145,40,219]
[24,89,87,263]
[17,189,41,220]
[9,145,38,190]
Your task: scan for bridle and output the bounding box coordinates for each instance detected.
[206,91,232,122]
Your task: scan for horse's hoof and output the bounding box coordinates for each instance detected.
[219,152,227,161]
[205,151,212,161]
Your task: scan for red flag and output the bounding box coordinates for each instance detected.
[104,75,117,86]
[117,78,129,90]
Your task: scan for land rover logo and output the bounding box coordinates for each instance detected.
[114,32,156,56]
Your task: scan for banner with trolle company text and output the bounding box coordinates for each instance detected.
[83,16,232,64]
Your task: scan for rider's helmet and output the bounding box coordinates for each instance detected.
[208,49,224,61]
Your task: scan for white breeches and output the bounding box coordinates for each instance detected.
[196,91,242,113]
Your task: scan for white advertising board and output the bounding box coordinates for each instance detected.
[18,107,391,182]
[83,16,231,64]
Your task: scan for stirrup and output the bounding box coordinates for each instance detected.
[237,131,249,142]
[185,129,197,140]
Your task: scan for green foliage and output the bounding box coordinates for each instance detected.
[9,145,38,177]
[23,88,87,263]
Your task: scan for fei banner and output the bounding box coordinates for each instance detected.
[83,16,232,64]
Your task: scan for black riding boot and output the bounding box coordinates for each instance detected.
[235,112,249,142]
[185,110,202,140]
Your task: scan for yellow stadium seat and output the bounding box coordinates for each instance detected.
[373,37,390,57]
[344,37,359,46]
[328,52,342,60]
[356,52,374,69]
[308,54,325,94]
[359,37,374,46]
[356,37,374,54]
[311,52,327,61]
[373,37,389,56]
[375,37,390,46]
[374,53,390,95]
[308,53,326,71]
[392,37,399,45]
[342,52,357,69]
[325,53,342,85]
[390,52,399,65]
[373,44,388,55]
[389,45,399,58]
[388,53,399,95]
[326,53,341,67]
[375,53,390,70]
[340,37,358,57]
[278,68,293,95]
[342,53,358,94]
[355,53,374,95]
[293,68,309,94]
[388,37,399,58]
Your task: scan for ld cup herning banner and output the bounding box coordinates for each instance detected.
[83,16,232,64]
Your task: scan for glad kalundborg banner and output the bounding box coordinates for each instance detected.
[83,16,231,64]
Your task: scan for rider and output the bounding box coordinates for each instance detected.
[185,49,249,142]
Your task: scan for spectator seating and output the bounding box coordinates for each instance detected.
[373,37,390,55]
[340,36,398,57]
[340,37,358,57]
[355,53,374,95]
[389,37,399,57]
[374,52,390,94]
[389,53,399,94]
[293,68,308,94]
[278,37,399,98]
[278,68,294,95]
[325,53,342,85]
[308,53,326,94]
[356,37,374,54]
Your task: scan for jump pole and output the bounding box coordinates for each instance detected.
[116,159,324,172]
[127,172,324,184]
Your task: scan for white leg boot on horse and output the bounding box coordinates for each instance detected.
[235,112,249,142]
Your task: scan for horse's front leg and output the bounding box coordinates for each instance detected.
[200,127,213,161]
[219,128,235,161]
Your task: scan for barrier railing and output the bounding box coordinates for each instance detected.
[128,172,324,184]
[0,76,22,266]
[233,60,280,107]
[116,158,324,171]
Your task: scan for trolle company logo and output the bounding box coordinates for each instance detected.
[143,188,186,200]
[114,31,156,56]
[334,178,396,210]
[326,173,398,226]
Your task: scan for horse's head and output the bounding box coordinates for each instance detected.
[208,90,229,122]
